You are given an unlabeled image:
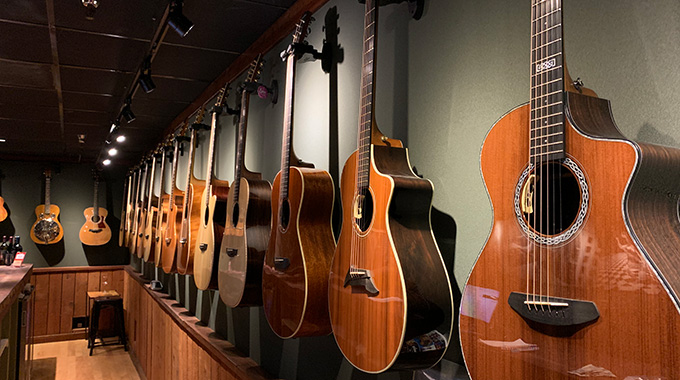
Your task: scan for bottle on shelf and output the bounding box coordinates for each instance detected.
[5,235,19,266]
[0,236,7,264]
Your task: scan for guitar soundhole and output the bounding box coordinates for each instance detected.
[522,161,581,236]
[354,188,374,233]
[231,202,239,227]
[280,199,290,230]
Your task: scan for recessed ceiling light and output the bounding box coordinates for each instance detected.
[102,159,111,166]
[0,138,6,143]
[108,148,118,156]
[116,135,126,143]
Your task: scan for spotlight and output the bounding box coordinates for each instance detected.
[138,56,156,93]
[102,159,112,166]
[121,100,136,123]
[82,0,99,20]
[0,138,6,143]
[109,121,119,134]
[139,72,156,93]
[108,148,118,156]
[116,135,126,143]
[168,1,194,38]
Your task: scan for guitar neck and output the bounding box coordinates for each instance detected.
[233,89,250,200]
[205,109,220,192]
[93,180,99,218]
[157,150,167,210]
[182,130,197,214]
[357,0,378,192]
[170,140,181,208]
[146,158,157,210]
[45,173,51,214]
[279,51,297,202]
[530,0,565,164]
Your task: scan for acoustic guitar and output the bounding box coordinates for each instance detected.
[126,167,141,253]
[328,0,453,373]
[161,126,189,274]
[262,15,336,339]
[119,172,132,247]
[139,151,160,260]
[30,170,64,245]
[218,56,272,307]
[460,2,680,378]
[130,159,149,256]
[150,137,172,268]
[193,84,232,290]
[177,108,209,275]
[0,197,6,223]
[154,139,174,267]
[79,173,111,246]
[142,147,163,262]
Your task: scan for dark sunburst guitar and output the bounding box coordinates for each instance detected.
[218,56,271,307]
[193,83,231,290]
[262,15,336,338]
[328,0,453,373]
[30,169,64,245]
[460,1,680,378]
[79,173,111,246]
[161,125,189,274]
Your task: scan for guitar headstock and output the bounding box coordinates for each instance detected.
[245,54,264,84]
[191,106,210,131]
[293,12,313,45]
[43,169,52,180]
[214,82,231,111]
[91,169,101,185]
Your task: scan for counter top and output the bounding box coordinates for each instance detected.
[0,264,33,319]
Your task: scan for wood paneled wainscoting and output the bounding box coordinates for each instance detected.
[124,267,277,380]
[32,266,125,343]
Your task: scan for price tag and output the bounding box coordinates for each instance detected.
[12,252,25,267]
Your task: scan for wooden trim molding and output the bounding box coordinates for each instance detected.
[33,265,125,274]
[124,266,278,380]
[163,0,330,138]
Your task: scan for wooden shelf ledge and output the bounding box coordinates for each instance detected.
[125,266,278,380]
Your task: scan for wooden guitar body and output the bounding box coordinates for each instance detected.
[193,179,229,290]
[154,194,171,266]
[329,146,453,373]
[177,180,205,275]
[263,168,335,338]
[460,92,680,379]
[79,207,111,246]
[30,204,64,245]
[0,197,7,222]
[134,207,147,258]
[123,203,133,247]
[128,203,142,254]
[141,204,158,262]
[218,176,271,307]
[162,194,184,274]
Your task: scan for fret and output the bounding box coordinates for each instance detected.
[232,89,250,201]
[532,38,561,51]
[531,148,564,157]
[531,77,561,89]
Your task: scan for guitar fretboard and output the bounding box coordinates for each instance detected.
[45,173,51,214]
[182,130,197,215]
[357,0,377,192]
[170,139,181,210]
[93,180,99,218]
[146,157,157,211]
[530,0,565,164]
[232,90,251,201]
[157,149,167,212]
[279,49,297,201]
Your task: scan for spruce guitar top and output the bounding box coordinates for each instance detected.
[79,173,111,246]
[30,169,64,245]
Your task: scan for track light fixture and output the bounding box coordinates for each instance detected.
[138,56,156,93]
[121,98,136,123]
[102,159,111,166]
[168,1,194,38]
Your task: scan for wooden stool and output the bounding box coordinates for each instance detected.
[88,295,128,355]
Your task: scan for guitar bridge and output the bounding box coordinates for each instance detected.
[274,257,290,271]
[344,267,379,295]
[508,292,599,334]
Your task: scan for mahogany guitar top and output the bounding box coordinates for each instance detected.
[460,96,680,379]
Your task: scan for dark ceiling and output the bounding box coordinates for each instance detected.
[0,0,297,166]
